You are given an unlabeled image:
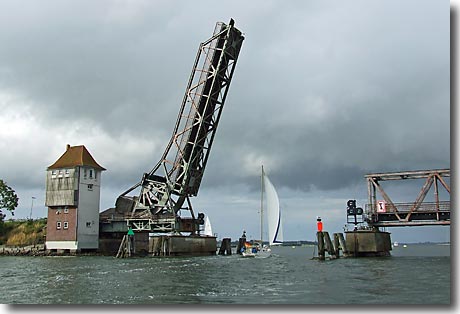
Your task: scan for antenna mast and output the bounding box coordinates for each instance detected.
[261,165,264,244]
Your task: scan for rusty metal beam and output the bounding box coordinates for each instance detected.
[435,173,451,193]
[406,175,434,221]
[365,169,450,227]
[365,169,450,181]
[368,177,402,221]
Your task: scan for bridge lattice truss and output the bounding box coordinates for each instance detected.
[365,169,450,227]
[120,20,244,233]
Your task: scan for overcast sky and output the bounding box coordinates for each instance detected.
[0,0,451,243]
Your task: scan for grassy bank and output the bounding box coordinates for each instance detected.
[0,218,46,246]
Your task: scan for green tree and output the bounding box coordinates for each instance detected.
[0,180,19,221]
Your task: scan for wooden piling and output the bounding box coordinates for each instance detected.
[323,232,334,256]
[127,236,131,257]
[218,238,232,255]
[162,237,170,256]
[333,233,340,256]
[316,232,348,260]
[117,235,135,258]
[338,233,348,255]
[116,235,128,258]
[317,232,325,260]
[151,236,162,256]
[128,234,135,257]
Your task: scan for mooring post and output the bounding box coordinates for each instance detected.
[323,232,335,258]
[127,227,135,257]
[152,237,161,256]
[218,238,232,255]
[333,233,340,257]
[162,236,170,256]
[317,232,325,260]
[116,235,126,258]
[127,237,131,257]
[338,233,348,255]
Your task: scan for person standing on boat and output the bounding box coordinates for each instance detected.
[237,230,247,254]
[317,217,323,232]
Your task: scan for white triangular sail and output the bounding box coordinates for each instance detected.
[203,216,213,236]
[263,171,283,245]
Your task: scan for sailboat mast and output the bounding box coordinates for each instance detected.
[261,165,264,245]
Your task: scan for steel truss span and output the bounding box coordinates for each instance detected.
[118,19,244,233]
[364,169,450,227]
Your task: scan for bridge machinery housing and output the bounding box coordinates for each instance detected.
[115,19,244,241]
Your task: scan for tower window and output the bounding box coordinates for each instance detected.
[56,221,62,229]
[63,222,69,229]
[87,184,93,191]
[89,169,93,178]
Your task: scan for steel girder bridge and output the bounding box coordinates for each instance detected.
[116,19,244,234]
[364,169,450,227]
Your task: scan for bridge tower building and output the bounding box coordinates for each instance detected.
[45,144,105,252]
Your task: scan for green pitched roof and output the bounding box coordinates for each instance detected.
[48,145,106,171]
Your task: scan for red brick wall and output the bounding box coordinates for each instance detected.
[46,207,77,241]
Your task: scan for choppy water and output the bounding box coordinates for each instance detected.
[0,244,450,304]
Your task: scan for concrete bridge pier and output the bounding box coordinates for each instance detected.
[345,229,392,257]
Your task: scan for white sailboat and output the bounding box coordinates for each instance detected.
[203,216,213,236]
[263,166,283,247]
[242,165,283,258]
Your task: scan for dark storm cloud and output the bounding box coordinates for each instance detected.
[201,0,449,193]
[0,0,449,201]
[0,1,203,135]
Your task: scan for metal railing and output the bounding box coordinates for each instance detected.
[366,201,450,214]
[364,201,450,226]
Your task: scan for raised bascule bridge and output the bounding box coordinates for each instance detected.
[100,19,244,257]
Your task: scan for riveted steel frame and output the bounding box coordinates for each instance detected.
[121,20,244,233]
[365,169,450,227]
